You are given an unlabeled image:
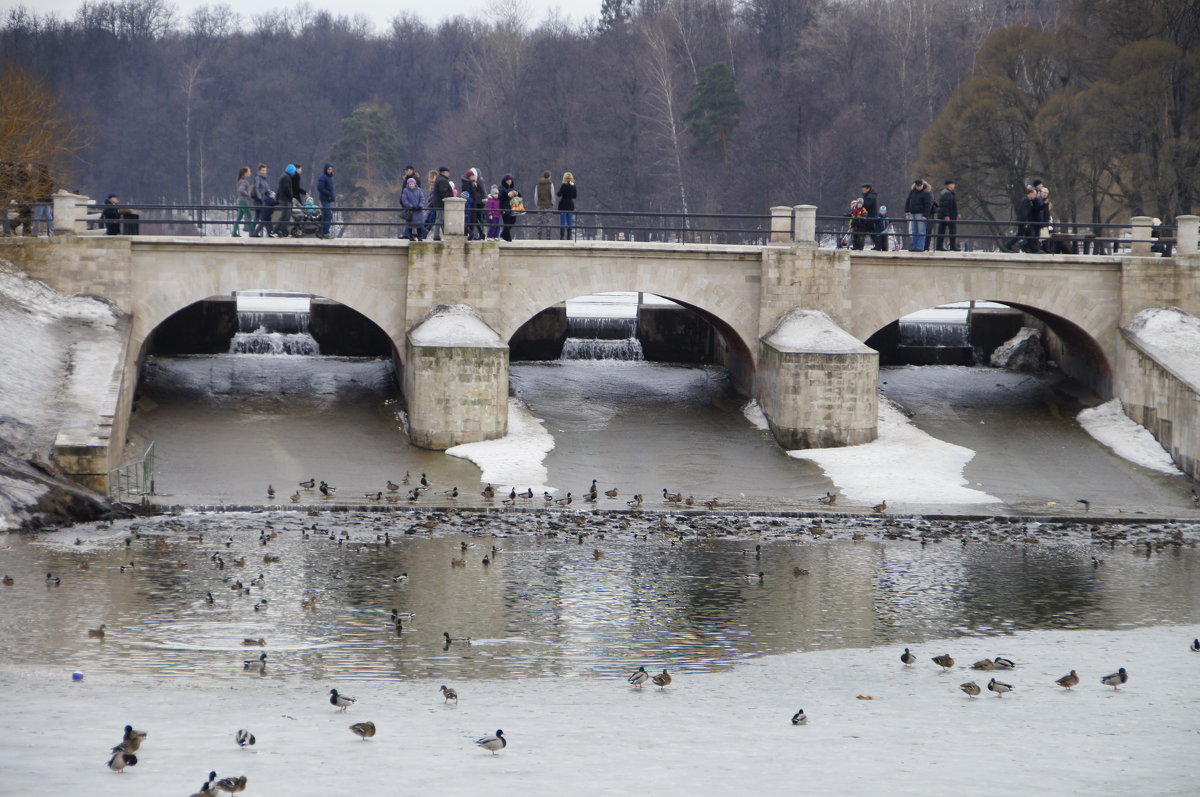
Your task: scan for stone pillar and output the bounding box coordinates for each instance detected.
[1176,215,1199,255]
[1131,215,1153,256]
[443,196,467,237]
[403,305,508,449]
[770,206,792,243]
[793,205,817,245]
[52,192,90,235]
[757,309,878,449]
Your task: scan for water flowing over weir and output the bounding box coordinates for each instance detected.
[228,292,321,355]
[561,299,644,361]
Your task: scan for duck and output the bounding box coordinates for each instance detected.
[651,669,671,689]
[188,780,217,797]
[900,648,916,666]
[205,591,215,604]
[365,491,382,502]
[263,553,281,563]
[932,654,955,670]
[243,653,267,672]
[442,486,459,499]
[790,708,807,725]
[992,656,1016,670]
[106,749,137,773]
[518,488,534,500]
[704,498,720,510]
[744,572,764,583]
[329,688,356,711]
[970,658,995,671]
[253,599,268,612]
[299,478,315,489]
[1,575,12,586]
[872,500,887,512]
[662,488,683,504]
[349,721,376,740]
[627,494,643,507]
[555,492,573,506]
[386,480,400,493]
[481,483,495,501]
[392,573,408,583]
[443,632,471,645]
[1056,670,1080,689]
[213,774,247,794]
[960,681,981,697]
[402,471,411,485]
[289,491,301,503]
[115,725,147,753]
[440,685,458,703]
[627,666,649,688]
[266,485,275,500]
[234,729,256,747]
[1190,638,1200,652]
[241,638,266,646]
[1100,667,1128,690]
[450,556,466,568]
[45,572,60,585]
[604,487,619,499]
[592,549,604,559]
[475,729,506,755]
[987,677,1013,697]
[793,567,809,576]
[817,491,836,505]
[320,483,335,499]
[88,624,107,639]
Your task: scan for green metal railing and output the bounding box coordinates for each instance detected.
[108,441,155,503]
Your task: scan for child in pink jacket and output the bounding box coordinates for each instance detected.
[486,186,502,239]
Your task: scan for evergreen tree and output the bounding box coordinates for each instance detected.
[329,103,403,207]
[682,62,743,168]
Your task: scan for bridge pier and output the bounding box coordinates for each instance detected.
[402,305,509,450]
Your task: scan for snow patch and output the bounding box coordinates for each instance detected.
[788,396,999,505]
[741,399,770,431]
[1077,399,1181,475]
[446,399,556,492]
[408,304,503,347]
[764,309,870,353]
[1124,306,1200,386]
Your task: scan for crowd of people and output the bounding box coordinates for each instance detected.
[841,179,961,252]
[228,162,578,242]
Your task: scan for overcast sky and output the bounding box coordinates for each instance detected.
[9,0,603,30]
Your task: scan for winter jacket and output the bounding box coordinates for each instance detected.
[317,165,335,203]
[253,172,271,202]
[556,181,577,211]
[1016,197,1038,224]
[535,176,554,209]
[861,189,879,217]
[237,176,252,201]
[486,195,502,220]
[430,174,454,209]
[291,170,306,200]
[460,177,483,208]
[499,178,519,211]
[277,173,295,205]
[904,184,933,215]
[401,185,426,210]
[938,187,958,218]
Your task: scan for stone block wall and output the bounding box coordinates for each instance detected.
[1117,332,1200,480]
[758,341,878,449]
[403,342,509,449]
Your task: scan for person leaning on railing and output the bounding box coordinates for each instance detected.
[99,193,139,235]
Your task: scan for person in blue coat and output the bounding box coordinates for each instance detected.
[317,163,335,239]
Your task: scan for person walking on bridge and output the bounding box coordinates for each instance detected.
[317,163,336,239]
[271,164,297,237]
[233,166,253,237]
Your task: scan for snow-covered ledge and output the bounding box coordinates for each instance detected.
[1117,307,1200,479]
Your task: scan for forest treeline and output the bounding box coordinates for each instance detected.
[1,0,1196,223]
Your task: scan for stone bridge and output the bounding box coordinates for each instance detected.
[5,199,1200,489]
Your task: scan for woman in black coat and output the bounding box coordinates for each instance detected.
[556,172,577,240]
[499,173,521,242]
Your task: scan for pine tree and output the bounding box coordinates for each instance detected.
[682,62,743,168]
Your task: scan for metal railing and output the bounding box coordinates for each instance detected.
[815,215,1180,255]
[108,441,154,503]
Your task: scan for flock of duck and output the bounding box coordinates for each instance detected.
[899,647,1138,700]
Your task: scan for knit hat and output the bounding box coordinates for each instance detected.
[490,185,499,195]
[285,164,296,175]
[407,178,417,186]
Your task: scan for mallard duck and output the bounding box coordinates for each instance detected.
[299,478,315,489]
[440,685,458,703]
[450,556,466,567]
[234,729,255,747]
[604,487,618,499]
[115,725,147,753]
[992,656,1016,670]
[662,488,683,504]
[266,485,275,499]
[106,750,137,773]
[253,599,268,612]
[744,572,764,583]
[443,632,471,644]
[555,492,573,506]
[790,708,807,725]
[987,677,1013,697]
[971,658,995,671]
[45,572,60,585]
[243,653,267,672]
[205,591,215,604]
[816,491,836,505]
[1055,670,1080,689]
[213,774,247,794]
[88,624,107,639]
[627,666,649,688]
[188,780,217,797]
[627,494,643,507]
[263,554,280,563]
[592,548,605,559]
[481,483,495,500]
[350,721,376,740]
[651,669,671,688]
[517,488,534,500]
[320,483,335,499]
[1100,667,1128,690]
[1,575,12,586]
[793,567,809,576]
[402,471,411,485]
[960,681,981,697]
[329,688,356,711]
[900,648,916,666]
[704,498,720,510]
[1190,638,1199,652]
[289,491,301,503]
[475,729,506,755]
[386,480,400,493]
[872,500,887,512]
[242,638,266,646]
[364,491,382,502]
[932,654,955,670]
[441,486,458,499]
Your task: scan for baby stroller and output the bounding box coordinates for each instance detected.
[289,196,322,238]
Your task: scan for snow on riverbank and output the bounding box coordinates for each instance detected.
[1077,399,1181,475]
[1124,306,1200,386]
[446,399,555,492]
[788,397,999,505]
[1,623,1194,796]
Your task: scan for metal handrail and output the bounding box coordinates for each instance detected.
[108,441,154,503]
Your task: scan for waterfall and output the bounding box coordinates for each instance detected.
[898,321,970,347]
[560,313,643,361]
[229,293,320,355]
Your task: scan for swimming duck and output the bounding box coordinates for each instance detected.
[420,473,431,488]
[205,592,215,604]
[443,632,471,645]
[932,654,955,670]
[266,485,275,499]
[960,681,981,697]
[329,688,356,711]
[1055,670,1080,689]
[88,624,107,639]
[45,572,60,585]
[970,659,995,671]
[992,656,1016,670]
[793,567,809,576]
[744,572,764,583]
[987,677,1013,697]
[481,484,495,501]
[791,708,807,725]
[365,491,382,502]
[662,489,683,504]
[476,729,506,755]
[440,685,458,703]
[106,750,137,773]
[254,600,268,613]
[241,638,266,646]
[1100,667,1128,690]
[213,774,247,794]
[393,573,408,583]
[2,576,12,586]
[234,729,255,747]
[450,556,466,567]
[1190,638,1199,652]
[817,491,836,505]
[350,721,376,740]
[627,666,649,688]
[263,553,280,563]
[872,500,887,512]
[243,653,267,672]
[651,669,671,688]
[299,478,315,489]
[900,648,916,666]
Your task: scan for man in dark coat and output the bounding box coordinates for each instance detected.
[424,167,454,240]
[903,179,934,251]
[1002,186,1040,253]
[317,163,335,239]
[271,164,297,237]
[99,193,139,235]
[935,179,960,251]
[859,183,884,250]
